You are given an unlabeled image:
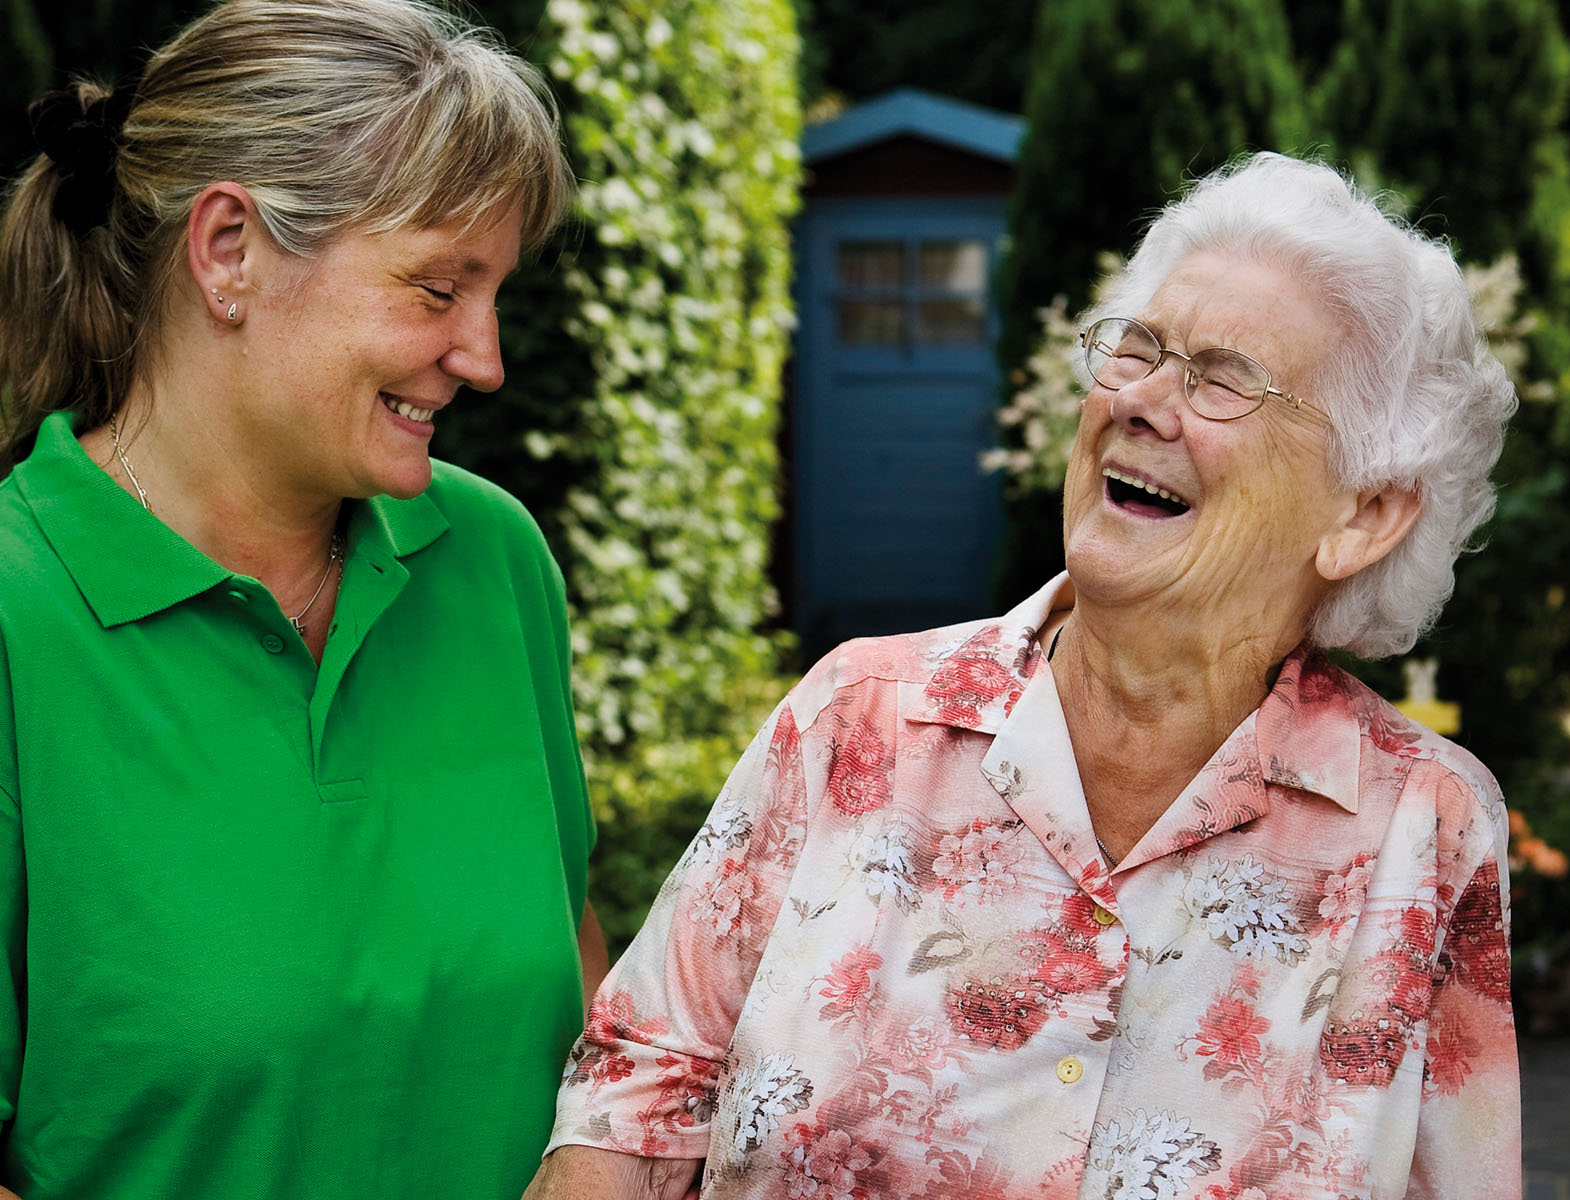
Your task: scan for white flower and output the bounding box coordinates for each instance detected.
[715,1051,813,1158]
[932,821,1021,903]
[690,792,753,867]
[850,823,922,912]
[1182,855,1310,964]
[1084,1108,1220,1200]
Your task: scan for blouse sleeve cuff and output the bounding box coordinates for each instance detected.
[545,1035,721,1160]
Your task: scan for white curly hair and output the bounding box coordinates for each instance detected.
[1083,153,1517,658]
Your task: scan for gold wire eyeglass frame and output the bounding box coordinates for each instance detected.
[1079,317,1333,426]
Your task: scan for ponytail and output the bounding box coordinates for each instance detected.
[0,81,139,474]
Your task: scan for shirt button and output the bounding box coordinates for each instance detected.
[225,587,249,605]
[1056,1056,1084,1084]
[260,633,286,654]
[1093,905,1118,926]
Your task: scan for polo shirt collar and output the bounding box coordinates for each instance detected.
[16,412,450,628]
[351,482,449,568]
[16,413,227,627]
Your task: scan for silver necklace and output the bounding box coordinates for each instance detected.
[1095,831,1120,867]
[289,532,344,637]
[107,411,342,637]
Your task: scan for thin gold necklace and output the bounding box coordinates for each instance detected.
[107,411,343,637]
[108,412,152,511]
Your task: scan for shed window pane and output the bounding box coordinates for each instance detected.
[917,297,986,345]
[919,240,987,291]
[839,300,905,345]
[837,241,905,288]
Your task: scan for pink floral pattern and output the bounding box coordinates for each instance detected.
[548,576,1519,1199]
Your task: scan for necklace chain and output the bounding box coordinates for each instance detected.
[108,412,152,512]
[289,533,344,637]
[107,410,342,638]
[1094,831,1120,867]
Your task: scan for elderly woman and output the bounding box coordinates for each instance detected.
[0,1,604,1196]
[529,154,1519,1200]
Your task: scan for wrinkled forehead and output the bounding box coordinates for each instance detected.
[1139,251,1342,387]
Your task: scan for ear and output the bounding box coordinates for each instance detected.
[186,183,264,324]
[1315,484,1422,582]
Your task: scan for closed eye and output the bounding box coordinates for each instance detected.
[421,284,456,302]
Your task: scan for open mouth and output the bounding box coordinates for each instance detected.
[1103,467,1191,517]
[381,393,435,424]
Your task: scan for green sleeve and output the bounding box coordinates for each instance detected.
[0,630,21,1128]
[539,542,594,925]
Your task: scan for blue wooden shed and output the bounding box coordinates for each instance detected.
[789,88,1026,657]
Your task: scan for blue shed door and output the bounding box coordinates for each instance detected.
[793,196,1008,655]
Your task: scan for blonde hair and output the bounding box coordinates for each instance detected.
[0,0,572,470]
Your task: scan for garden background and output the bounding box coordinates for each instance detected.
[2,0,1568,1030]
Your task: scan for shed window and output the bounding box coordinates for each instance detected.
[835,237,990,347]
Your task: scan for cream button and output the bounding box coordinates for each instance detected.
[1093,905,1117,927]
[1056,1055,1084,1084]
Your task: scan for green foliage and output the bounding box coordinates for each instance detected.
[586,672,787,953]
[1312,0,1570,277]
[439,0,804,940]
[1305,0,1570,974]
[998,0,1305,373]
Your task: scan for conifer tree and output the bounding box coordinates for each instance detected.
[1313,0,1570,858]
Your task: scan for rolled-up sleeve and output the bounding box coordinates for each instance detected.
[546,697,807,1159]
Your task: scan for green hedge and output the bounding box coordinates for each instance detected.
[440,0,804,950]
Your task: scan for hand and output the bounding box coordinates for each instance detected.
[522,1145,702,1200]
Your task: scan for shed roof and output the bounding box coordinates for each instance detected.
[803,87,1025,166]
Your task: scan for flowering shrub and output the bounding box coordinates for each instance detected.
[434,0,802,951]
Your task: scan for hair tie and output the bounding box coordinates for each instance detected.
[27,88,134,236]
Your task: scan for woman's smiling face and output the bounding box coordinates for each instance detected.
[1061,251,1359,647]
[234,198,524,504]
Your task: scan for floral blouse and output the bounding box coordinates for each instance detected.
[547,575,1520,1200]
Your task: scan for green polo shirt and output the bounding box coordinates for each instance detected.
[0,414,594,1199]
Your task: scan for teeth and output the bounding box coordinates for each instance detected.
[1103,467,1188,509]
[385,396,435,422]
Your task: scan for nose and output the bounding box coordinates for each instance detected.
[442,302,505,393]
[1107,352,1186,439]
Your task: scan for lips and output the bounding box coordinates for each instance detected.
[1102,466,1192,516]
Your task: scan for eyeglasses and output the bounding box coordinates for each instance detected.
[1080,316,1331,425]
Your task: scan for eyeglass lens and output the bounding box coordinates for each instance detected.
[1084,318,1271,419]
